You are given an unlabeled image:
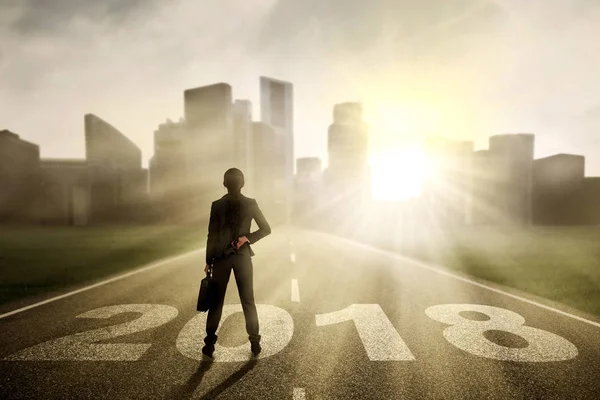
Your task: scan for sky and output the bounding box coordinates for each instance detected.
[1,0,600,175]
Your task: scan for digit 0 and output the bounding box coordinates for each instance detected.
[176,304,293,361]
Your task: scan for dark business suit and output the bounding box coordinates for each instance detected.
[205,193,271,344]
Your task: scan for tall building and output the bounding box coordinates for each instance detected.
[150,119,189,203]
[251,122,286,222]
[260,77,294,222]
[184,83,233,170]
[84,114,147,223]
[470,149,502,225]
[317,102,371,231]
[469,134,535,225]
[0,129,41,223]
[184,83,234,220]
[422,137,474,225]
[326,102,370,199]
[233,100,254,195]
[296,157,323,182]
[294,157,323,219]
[85,114,142,169]
[488,134,535,225]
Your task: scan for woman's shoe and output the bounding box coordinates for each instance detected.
[202,344,215,358]
[250,341,261,357]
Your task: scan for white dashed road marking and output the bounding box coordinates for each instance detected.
[290,252,296,263]
[291,279,300,303]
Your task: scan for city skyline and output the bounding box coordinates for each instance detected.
[2,0,600,175]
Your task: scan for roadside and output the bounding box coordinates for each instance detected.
[303,218,600,318]
[0,224,205,307]
[403,226,600,317]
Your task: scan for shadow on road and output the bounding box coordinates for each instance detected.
[174,358,258,399]
[199,359,258,400]
[172,359,214,399]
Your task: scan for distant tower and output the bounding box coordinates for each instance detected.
[532,153,585,225]
[183,83,233,218]
[422,137,474,226]
[84,114,145,223]
[260,77,294,222]
[326,102,370,200]
[488,134,535,225]
[294,157,323,219]
[84,113,141,169]
[184,82,233,171]
[150,119,189,203]
[233,99,254,195]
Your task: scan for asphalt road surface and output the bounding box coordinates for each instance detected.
[1,227,600,399]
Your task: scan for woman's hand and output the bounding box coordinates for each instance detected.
[234,236,249,249]
[204,264,210,275]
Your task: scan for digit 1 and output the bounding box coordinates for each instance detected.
[315,304,415,361]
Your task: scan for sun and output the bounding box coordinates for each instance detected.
[370,149,426,201]
[365,102,437,201]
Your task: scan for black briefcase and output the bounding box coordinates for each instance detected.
[197,266,217,312]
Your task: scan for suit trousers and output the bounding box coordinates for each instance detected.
[205,254,261,344]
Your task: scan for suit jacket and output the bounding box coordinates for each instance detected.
[205,193,272,264]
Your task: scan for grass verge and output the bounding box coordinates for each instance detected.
[367,225,600,318]
[0,225,205,307]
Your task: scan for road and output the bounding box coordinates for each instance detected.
[1,227,600,399]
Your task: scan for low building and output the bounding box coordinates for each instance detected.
[422,137,474,226]
[0,129,41,223]
[294,157,323,219]
[39,159,90,225]
[533,154,585,225]
[469,134,535,226]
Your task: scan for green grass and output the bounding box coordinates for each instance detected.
[375,226,600,318]
[3,223,600,319]
[0,225,206,306]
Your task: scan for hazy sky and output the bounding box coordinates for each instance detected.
[1,0,600,175]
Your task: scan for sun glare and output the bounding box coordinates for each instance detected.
[365,102,437,201]
[370,149,426,201]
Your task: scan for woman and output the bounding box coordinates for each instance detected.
[202,168,271,358]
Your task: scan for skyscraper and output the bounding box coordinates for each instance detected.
[84,114,142,169]
[183,83,234,219]
[260,77,294,222]
[233,100,254,194]
[84,114,146,222]
[489,134,535,225]
[150,118,189,204]
[326,102,370,199]
[294,157,323,220]
[251,121,286,222]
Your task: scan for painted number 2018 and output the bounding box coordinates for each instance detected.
[4,303,578,362]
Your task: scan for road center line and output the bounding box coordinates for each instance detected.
[0,248,206,320]
[291,279,300,303]
[317,231,600,330]
[293,388,306,399]
[290,252,296,263]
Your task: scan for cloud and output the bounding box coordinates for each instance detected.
[0,0,599,174]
